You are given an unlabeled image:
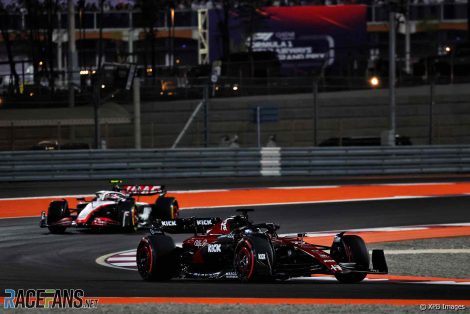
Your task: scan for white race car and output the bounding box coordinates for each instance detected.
[40,180,179,233]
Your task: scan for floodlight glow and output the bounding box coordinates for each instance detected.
[369,76,380,87]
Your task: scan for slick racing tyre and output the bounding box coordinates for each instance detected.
[47,200,70,234]
[234,235,274,282]
[125,205,138,233]
[153,197,179,220]
[116,199,138,232]
[137,235,178,281]
[331,235,369,283]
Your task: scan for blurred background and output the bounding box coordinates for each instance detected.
[0,0,469,150]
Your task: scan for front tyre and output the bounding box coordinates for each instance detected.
[153,197,179,220]
[47,200,70,234]
[124,206,138,232]
[136,235,178,281]
[234,236,273,282]
[331,235,369,283]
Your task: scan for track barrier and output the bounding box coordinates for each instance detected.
[0,145,469,181]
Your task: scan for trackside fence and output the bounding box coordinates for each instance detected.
[0,146,469,182]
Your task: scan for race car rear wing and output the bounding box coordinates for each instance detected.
[151,217,220,235]
[109,180,166,196]
[121,185,166,196]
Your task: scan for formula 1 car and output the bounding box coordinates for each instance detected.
[136,209,388,283]
[40,180,179,234]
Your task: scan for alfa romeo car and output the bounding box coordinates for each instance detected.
[136,209,388,283]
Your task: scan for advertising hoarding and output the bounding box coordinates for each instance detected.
[209,5,367,75]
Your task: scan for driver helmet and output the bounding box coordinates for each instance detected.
[104,192,122,201]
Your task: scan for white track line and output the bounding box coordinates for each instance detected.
[0,194,92,201]
[266,185,339,189]
[106,257,137,262]
[107,262,136,267]
[380,182,457,186]
[281,223,470,237]
[117,251,138,256]
[438,222,470,227]
[172,189,230,193]
[383,249,470,255]
[179,196,436,210]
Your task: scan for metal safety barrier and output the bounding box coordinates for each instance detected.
[0,145,469,182]
[0,149,262,182]
[280,146,470,176]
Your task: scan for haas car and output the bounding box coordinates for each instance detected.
[137,209,388,283]
[40,180,179,234]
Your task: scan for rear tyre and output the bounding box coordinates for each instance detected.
[136,235,178,281]
[234,236,273,282]
[331,235,369,283]
[47,200,70,234]
[153,197,179,220]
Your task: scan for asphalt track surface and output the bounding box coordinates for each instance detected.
[1,182,470,300]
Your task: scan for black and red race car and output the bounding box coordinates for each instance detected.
[136,209,388,283]
[40,180,179,234]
